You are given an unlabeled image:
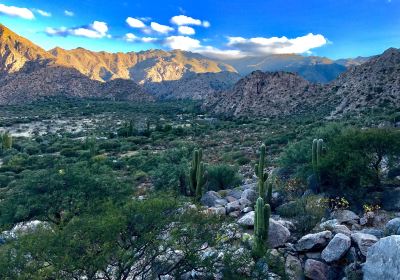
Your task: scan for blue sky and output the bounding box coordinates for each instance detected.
[0,0,399,59]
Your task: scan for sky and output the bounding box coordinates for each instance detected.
[0,0,399,60]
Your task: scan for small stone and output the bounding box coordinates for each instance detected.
[384,217,400,235]
[226,200,241,213]
[242,206,253,213]
[331,210,359,223]
[321,233,351,262]
[241,188,258,203]
[229,211,240,218]
[304,259,328,280]
[237,211,255,227]
[295,231,332,251]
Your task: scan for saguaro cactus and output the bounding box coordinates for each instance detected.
[189,149,206,201]
[253,197,271,258]
[255,144,269,200]
[1,132,12,150]
[312,138,324,182]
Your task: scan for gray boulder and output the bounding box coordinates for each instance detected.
[237,211,255,227]
[304,259,328,280]
[321,233,351,262]
[268,219,291,248]
[351,232,378,256]
[360,228,384,239]
[295,231,332,251]
[226,200,241,214]
[285,255,303,280]
[331,210,359,223]
[241,188,258,203]
[208,207,226,216]
[363,235,400,280]
[200,191,222,207]
[384,217,400,235]
[227,189,243,199]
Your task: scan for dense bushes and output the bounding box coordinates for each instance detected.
[206,164,242,191]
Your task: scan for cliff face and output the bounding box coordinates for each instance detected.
[0,25,53,75]
[328,48,400,117]
[204,71,325,117]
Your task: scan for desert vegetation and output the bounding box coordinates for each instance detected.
[0,98,399,279]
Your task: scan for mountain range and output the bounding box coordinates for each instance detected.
[0,23,398,119]
[204,48,400,118]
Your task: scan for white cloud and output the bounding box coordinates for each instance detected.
[126,17,146,28]
[34,9,51,17]
[45,21,109,39]
[163,36,201,50]
[124,33,138,42]
[124,33,157,43]
[142,37,157,43]
[150,22,174,34]
[202,21,211,28]
[226,33,327,56]
[178,26,195,35]
[64,10,74,17]
[0,4,34,19]
[171,15,202,26]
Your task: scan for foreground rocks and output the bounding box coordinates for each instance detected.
[321,233,351,262]
[363,235,400,280]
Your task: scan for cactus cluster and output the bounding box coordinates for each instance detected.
[253,144,272,258]
[255,144,272,203]
[0,131,12,151]
[253,197,271,258]
[189,149,206,201]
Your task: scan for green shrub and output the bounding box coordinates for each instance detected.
[206,164,242,191]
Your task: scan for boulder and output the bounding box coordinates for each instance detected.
[285,255,303,280]
[319,219,339,231]
[268,219,291,248]
[295,231,332,251]
[241,188,258,203]
[226,200,241,214]
[350,232,378,256]
[360,228,384,239]
[227,189,243,199]
[332,224,352,236]
[331,210,359,223]
[200,191,222,207]
[242,206,253,213]
[238,198,252,208]
[384,217,400,235]
[363,235,400,280]
[304,259,328,280]
[321,233,351,263]
[237,211,255,227]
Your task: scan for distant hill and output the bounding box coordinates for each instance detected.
[205,48,400,118]
[218,54,370,83]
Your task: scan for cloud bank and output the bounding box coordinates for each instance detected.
[0,4,34,20]
[46,21,109,39]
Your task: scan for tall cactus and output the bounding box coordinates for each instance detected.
[1,132,12,150]
[253,197,271,258]
[189,149,206,201]
[255,144,268,200]
[312,138,324,182]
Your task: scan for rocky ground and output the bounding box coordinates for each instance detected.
[196,180,400,280]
